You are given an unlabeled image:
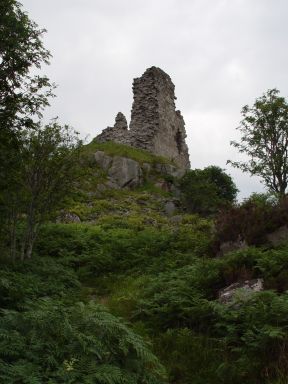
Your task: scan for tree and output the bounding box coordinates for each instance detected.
[3,122,82,261]
[0,0,52,132]
[0,0,54,243]
[0,1,82,261]
[228,89,288,197]
[180,166,237,215]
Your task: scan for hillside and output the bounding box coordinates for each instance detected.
[3,2,288,383]
[2,142,288,383]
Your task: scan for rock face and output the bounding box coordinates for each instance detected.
[107,156,143,188]
[94,151,143,189]
[219,279,264,304]
[93,150,183,192]
[95,67,190,169]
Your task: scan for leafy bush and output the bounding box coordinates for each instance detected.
[133,263,220,330]
[180,166,237,215]
[0,300,166,383]
[211,291,288,383]
[35,220,212,280]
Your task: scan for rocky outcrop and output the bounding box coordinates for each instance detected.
[93,150,184,192]
[107,156,143,188]
[94,151,143,189]
[219,279,264,304]
[95,67,190,169]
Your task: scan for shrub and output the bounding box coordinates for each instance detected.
[180,166,237,215]
[0,257,80,309]
[212,291,288,383]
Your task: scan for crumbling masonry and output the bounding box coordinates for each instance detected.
[96,67,190,169]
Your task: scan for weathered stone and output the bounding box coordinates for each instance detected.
[267,225,288,246]
[108,156,143,188]
[94,151,113,171]
[155,163,186,178]
[95,67,190,169]
[129,67,190,169]
[96,112,130,145]
[219,279,264,304]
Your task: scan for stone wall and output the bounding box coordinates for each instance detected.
[95,67,190,169]
[96,112,130,145]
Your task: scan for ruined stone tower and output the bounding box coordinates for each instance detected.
[96,67,190,169]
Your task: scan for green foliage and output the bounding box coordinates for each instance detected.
[0,300,165,383]
[125,246,288,383]
[2,122,82,261]
[0,257,80,309]
[4,205,288,383]
[132,263,219,331]
[229,89,288,196]
[211,291,288,383]
[0,0,53,228]
[35,216,212,280]
[0,0,52,132]
[154,329,225,384]
[180,166,237,215]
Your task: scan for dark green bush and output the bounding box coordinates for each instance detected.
[211,291,288,383]
[180,166,237,215]
[0,257,80,309]
[35,220,212,280]
[154,329,226,384]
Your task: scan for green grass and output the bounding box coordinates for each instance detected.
[83,140,173,165]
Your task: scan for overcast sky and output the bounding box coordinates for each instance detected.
[21,0,288,199]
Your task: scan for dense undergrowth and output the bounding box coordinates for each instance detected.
[2,144,288,383]
[2,205,288,383]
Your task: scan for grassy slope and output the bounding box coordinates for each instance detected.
[83,140,173,165]
[2,142,288,383]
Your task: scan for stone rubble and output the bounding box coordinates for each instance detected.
[219,279,264,304]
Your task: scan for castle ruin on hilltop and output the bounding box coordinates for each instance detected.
[96,67,190,169]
